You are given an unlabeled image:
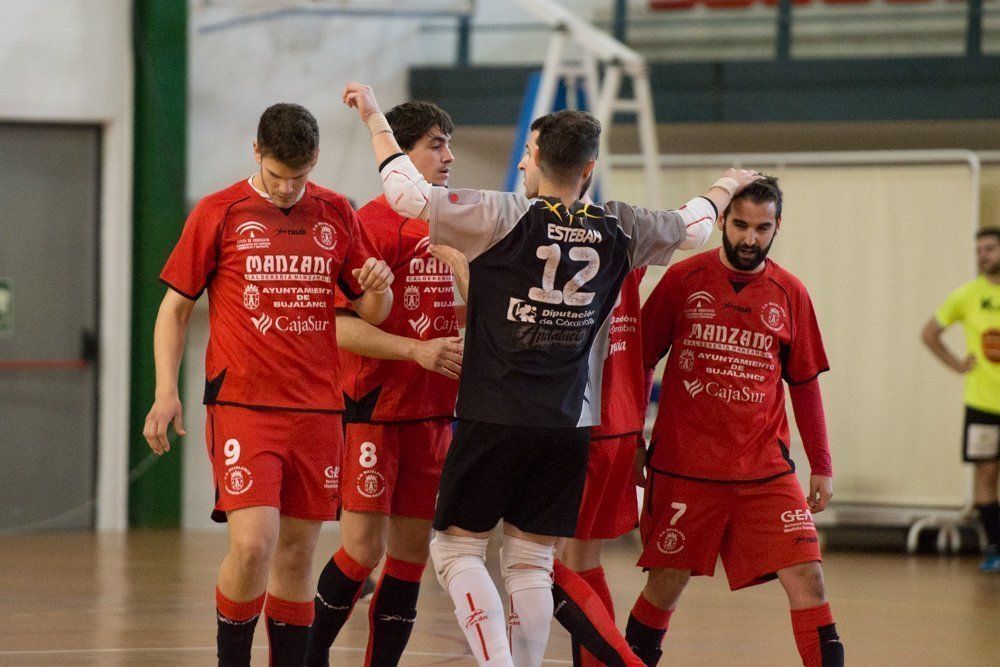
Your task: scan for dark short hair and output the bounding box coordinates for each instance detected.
[529,110,601,185]
[257,103,319,169]
[724,174,783,220]
[386,101,454,151]
[976,227,1000,244]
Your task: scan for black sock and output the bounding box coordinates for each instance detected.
[305,549,371,666]
[625,615,665,667]
[976,502,1000,547]
[217,612,260,667]
[367,570,422,666]
[216,589,264,667]
[819,623,845,666]
[267,616,311,667]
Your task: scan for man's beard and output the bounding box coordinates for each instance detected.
[722,229,774,271]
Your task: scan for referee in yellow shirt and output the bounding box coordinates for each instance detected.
[922,228,1000,572]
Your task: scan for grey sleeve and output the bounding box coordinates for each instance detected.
[605,200,687,268]
[427,188,532,262]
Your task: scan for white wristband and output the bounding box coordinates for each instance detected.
[709,176,739,198]
[365,112,391,138]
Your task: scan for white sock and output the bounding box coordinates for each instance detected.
[506,582,554,667]
[448,567,513,666]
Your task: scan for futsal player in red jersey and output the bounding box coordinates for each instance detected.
[306,101,465,667]
[625,176,845,666]
[143,104,393,666]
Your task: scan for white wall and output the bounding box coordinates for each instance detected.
[0,0,133,530]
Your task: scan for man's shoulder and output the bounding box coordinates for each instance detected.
[667,249,714,277]
[764,258,810,296]
[358,194,403,225]
[306,182,353,213]
[196,179,253,211]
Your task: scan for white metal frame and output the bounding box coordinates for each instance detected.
[512,0,661,207]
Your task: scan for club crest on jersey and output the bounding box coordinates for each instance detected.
[243,284,260,310]
[684,290,716,320]
[760,302,787,332]
[679,349,695,372]
[224,466,254,495]
[357,470,386,498]
[312,221,337,250]
[656,528,685,554]
[507,298,537,323]
[403,285,421,311]
[235,221,270,251]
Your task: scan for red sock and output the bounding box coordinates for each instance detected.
[790,603,844,667]
[552,560,644,667]
[364,556,426,667]
[630,594,672,631]
[624,595,673,667]
[264,593,314,666]
[575,567,614,667]
[217,587,265,621]
[578,567,614,617]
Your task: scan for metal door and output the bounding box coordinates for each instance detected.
[0,123,100,531]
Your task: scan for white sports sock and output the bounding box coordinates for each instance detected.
[448,567,513,666]
[506,580,554,667]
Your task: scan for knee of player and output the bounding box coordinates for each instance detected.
[500,535,555,594]
[429,533,490,591]
[228,536,277,573]
[343,540,386,569]
[782,561,827,601]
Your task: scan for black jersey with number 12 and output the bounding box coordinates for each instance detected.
[428,188,690,428]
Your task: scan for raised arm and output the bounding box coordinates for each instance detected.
[143,289,196,454]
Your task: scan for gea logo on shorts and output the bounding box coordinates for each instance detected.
[781,508,815,534]
[324,466,339,491]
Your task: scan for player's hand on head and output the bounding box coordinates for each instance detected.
[413,336,464,380]
[342,82,381,120]
[353,257,393,294]
[807,475,833,513]
[724,168,761,194]
[143,396,186,456]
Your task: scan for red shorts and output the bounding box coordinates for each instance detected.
[340,419,452,520]
[205,404,341,521]
[574,433,641,540]
[638,472,822,590]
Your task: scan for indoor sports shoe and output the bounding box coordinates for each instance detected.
[979,546,1000,573]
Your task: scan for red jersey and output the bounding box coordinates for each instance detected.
[337,195,460,422]
[160,178,378,412]
[641,251,829,482]
[592,267,647,438]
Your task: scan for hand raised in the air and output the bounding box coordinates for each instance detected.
[342,82,382,121]
[412,336,464,380]
[723,168,762,194]
[353,257,393,294]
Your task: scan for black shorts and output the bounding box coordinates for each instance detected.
[963,406,1000,462]
[433,419,590,537]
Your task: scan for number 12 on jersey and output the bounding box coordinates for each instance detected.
[528,244,600,306]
